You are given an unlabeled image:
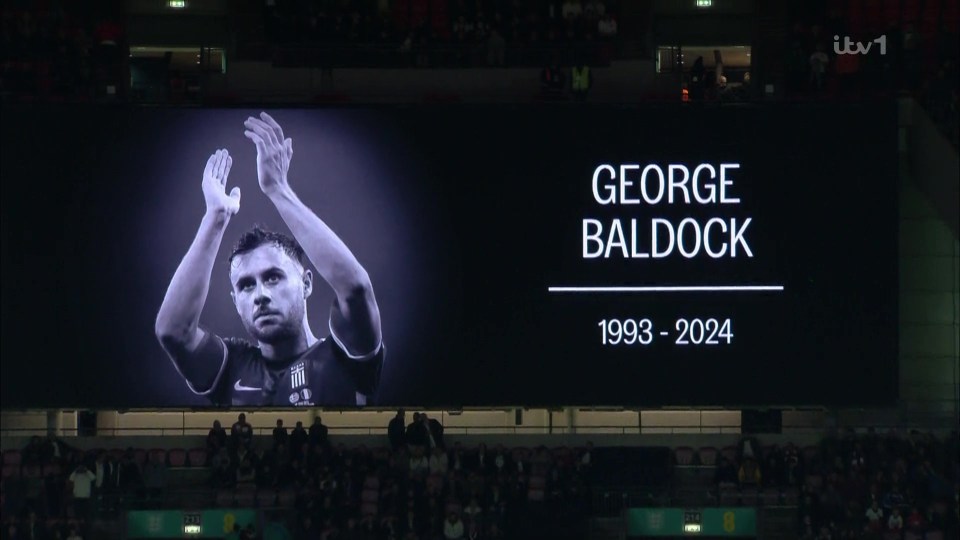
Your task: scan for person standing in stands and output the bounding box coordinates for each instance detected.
[68,463,95,525]
[388,409,407,451]
[231,413,254,450]
[290,421,308,458]
[309,416,329,449]
[207,420,228,455]
[272,419,289,450]
[422,413,444,450]
[155,112,385,407]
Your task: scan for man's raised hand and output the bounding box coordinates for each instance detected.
[202,149,240,217]
[243,111,293,196]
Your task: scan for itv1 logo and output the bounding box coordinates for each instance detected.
[833,34,887,55]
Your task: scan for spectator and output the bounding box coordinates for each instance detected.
[309,416,329,448]
[865,501,884,533]
[429,446,449,475]
[406,413,428,453]
[887,507,903,531]
[142,452,167,503]
[236,458,257,487]
[809,44,829,93]
[388,409,407,451]
[423,414,444,450]
[571,59,592,101]
[68,463,96,523]
[738,457,761,486]
[207,420,228,454]
[65,526,82,540]
[290,421,309,457]
[273,419,289,450]
[597,13,617,39]
[444,512,465,540]
[231,413,254,450]
[905,507,925,531]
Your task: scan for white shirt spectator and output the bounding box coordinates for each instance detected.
[865,506,884,525]
[888,513,903,531]
[69,468,96,499]
[598,16,618,37]
[444,516,465,539]
[409,455,429,475]
[429,452,449,475]
[809,51,829,74]
[562,0,584,19]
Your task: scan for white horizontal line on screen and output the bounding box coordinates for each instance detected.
[547,285,785,293]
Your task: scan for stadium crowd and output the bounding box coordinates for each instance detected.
[708,429,959,539]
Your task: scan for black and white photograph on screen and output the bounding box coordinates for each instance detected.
[155,113,385,407]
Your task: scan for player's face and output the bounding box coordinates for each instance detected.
[230,244,312,344]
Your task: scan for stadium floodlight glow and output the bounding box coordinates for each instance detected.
[168,0,186,8]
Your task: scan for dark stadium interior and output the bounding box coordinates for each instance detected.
[1,1,958,540]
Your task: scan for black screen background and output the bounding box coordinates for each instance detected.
[0,104,899,408]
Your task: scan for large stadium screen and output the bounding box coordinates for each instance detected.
[0,104,898,408]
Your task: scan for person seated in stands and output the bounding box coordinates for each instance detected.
[905,506,926,532]
[737,457,761,486]
[444,511,465,540]
[429,446,449,475]
[235,457,257,488]
[864,501,884,533]
[211,448,233,488]
[207,420,227,455]
[142,452,167,503]
[409,450,429,480]
[714,456,738,485]
[22,436,44,466]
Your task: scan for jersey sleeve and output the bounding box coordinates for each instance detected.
[167,329,230,397]
[330,337,385,404]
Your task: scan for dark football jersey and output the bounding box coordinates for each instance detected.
[187,333,383,407]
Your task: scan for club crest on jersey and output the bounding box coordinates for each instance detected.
[290,362,307,389]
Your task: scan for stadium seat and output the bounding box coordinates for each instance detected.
[925,532,944,540]
[528,489,545,502]
[528,475,546,490]
[2,450,22,466]
[698,447,718,466]
[363,475,380,491]
[426,473,444,491]
[42,464,61,477]
[445,502,462,514]
[187,448,208,467]
[22,465,42,478]
[167,449,186,467]
[674,447,695,465]
[215,489,234,507]
[256,490,276,507]
[278,489,296,506]
[883,532,901,540]
[236,489,256,507]
[361,502,378,517]
[801,446,818,464]
[805,474,823,490]
[720,446,737,464]
[719,487,739,505]
[903,532,922,540]
[107,448,125,462]
[361,489,379,504]
[148,449,166,464]
[511,447,530,462]
[134,449,147,467]
[1,465,20,479]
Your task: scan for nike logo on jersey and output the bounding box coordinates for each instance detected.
[234,379,263,392]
